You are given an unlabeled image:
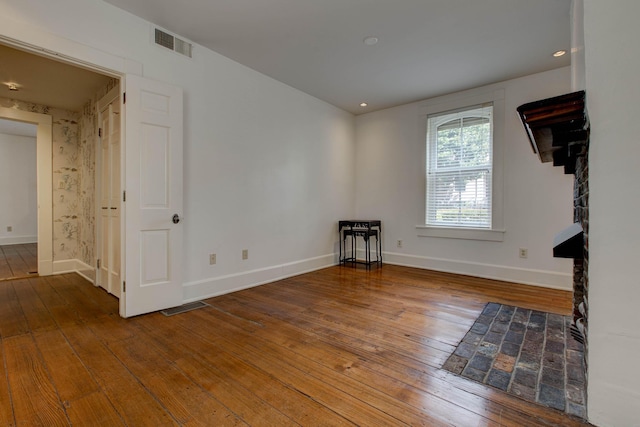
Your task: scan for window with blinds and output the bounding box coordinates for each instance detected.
[426,103,493,228]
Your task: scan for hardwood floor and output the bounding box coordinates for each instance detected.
[0,243,37,281]
[0,265,591,426]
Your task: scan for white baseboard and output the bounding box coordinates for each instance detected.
[382,251,572,290]
[0,235,37,245]
[183,254,336,303]
[52,259,95,284]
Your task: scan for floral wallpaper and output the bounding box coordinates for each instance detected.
[78,78,119,267]
[1,77,118,266]
[0,96,80,260]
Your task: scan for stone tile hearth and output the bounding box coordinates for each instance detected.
[442,303,586,419]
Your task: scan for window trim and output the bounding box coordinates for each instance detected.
[426,103,493,229]
[417,89,505,241]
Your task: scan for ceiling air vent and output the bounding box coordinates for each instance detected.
[154,28,192,58]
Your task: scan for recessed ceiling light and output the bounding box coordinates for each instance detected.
[553,50,567,57]
[363,36,379,46]
[360,102,368,107]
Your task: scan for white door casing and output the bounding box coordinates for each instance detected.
[122,75,183,317]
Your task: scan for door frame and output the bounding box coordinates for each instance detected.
[0,107,52,275]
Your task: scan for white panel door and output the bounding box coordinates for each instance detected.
[122,74,183,318]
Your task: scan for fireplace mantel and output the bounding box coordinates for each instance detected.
[517,90,588,174]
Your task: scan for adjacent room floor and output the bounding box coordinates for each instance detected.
[0,264,591,426]
[0,243,37,281]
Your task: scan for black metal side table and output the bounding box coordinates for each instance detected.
[338,220,382,269]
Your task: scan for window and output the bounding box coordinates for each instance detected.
[426,103,493,229]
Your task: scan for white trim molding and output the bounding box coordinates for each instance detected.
[383,251,572,290]
[0,235,37,245]
[183,254,336,303]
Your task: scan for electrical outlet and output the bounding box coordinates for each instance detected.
[242,249,248,260]
[209,253,216,265]
[397,239,403,248]
[519,248,528,259]
[6,226,12,232]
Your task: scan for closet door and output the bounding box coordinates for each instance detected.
[97,90,121,297]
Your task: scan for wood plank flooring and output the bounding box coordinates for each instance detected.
[0,265,591,426]
[0,243,37,281]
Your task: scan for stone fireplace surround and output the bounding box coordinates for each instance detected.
[516,90,590,400]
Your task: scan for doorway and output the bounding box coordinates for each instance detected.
[0,118,38,280]
[0,42,115,283]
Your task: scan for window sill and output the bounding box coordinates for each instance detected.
[416,225,505,242]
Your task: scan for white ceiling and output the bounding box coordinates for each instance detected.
[0,1,572,116]
[104,0,572,114]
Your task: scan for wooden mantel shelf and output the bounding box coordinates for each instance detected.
[517,90,588,174]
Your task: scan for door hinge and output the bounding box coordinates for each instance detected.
[123,92,126,104]
[123,190,126,202]
[97,259,101,269]
[123,281,126,292]
[98,128,102,137]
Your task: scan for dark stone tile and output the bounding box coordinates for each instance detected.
[476,342,499,358]
[567,335,585,351]
[565,349,584,366]
[496,312,513,323]
[490,321,509,334]
[482,331,504,346]
[482,303,501,316]
[508,321,526,333]
[476,314,494,326]
[500,341,520,357]
[545,340,564,354]
[542,352,564,371]
[513,367,537,388]
[504,331,524,345]
[468,354,493,373]
[567,402,587,419]
[462,331,484,346]
[510,382,536,402]
[513,307,531,323]
[546,328,564,341]
[462,366,487,382]
[524,330,544,344]
[566,383,585,405]
[470,322,489,335]
[521,338,543,355]
[486,369,511,391]
[567,363,586,384]
[517,352,541,371]
[454,342,477,359]
[547,313,565,328]
[442,354,469,375]
[541,367,564,389]
[528,313,547,332]
[539,384,566,411]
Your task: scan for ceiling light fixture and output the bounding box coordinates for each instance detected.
[360,102,368,107]
[363,36,379,46]
[6,83,19,91]
[553,50,567,57]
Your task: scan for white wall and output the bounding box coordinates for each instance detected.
[583,1,640,425]
[355,67,574,289]
[0,0,355,298]
[0,132,37,245]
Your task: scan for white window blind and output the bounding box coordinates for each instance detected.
[426,103,493,228]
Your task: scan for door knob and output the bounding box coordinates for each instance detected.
[172,214,180,224]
